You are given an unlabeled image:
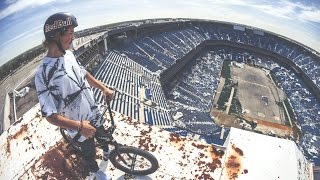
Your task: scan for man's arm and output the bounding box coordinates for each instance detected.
[85,72,114,100]
[46,113,96,138]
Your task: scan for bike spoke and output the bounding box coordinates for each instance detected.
[117,154,129,166]
[115,153,153,171]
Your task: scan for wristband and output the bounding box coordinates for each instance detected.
[78,120,83,132]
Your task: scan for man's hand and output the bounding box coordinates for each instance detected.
[102,87,114,101]
[85,73,115,101]
[80,120,96,139]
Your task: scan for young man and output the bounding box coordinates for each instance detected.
[35,12,113,180]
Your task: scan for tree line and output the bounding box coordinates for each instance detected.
[0,45,46,82]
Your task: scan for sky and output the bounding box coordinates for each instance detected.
[0,0,320,67]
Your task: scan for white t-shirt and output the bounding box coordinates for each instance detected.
[35,50,104,141]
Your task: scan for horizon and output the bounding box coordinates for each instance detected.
[0,0,320,67]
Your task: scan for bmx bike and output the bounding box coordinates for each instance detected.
[60,100,159,176]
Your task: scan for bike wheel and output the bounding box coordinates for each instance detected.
[109,146,159,176]
[60,128,82,152]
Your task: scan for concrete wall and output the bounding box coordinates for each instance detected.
[0,93,11,134]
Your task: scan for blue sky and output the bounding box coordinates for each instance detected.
[0,0,320,66]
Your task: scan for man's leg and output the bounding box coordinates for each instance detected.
[79,138,99,172]
[79,137,112,180]
[92,126,113,180]
[95,125,110,160]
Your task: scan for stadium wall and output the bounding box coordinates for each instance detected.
[159,42,207,85]
[77,18,320,58]
[136,22,183,38]
[0,93,11,134]
[106,21,189,49]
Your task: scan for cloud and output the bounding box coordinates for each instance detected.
[250,0,320,23]
[5,0,18,4]
[1,25,42,47]
[298,7,320,23]
[253,3,295,19]
[193,0,320,24]
[0,0,56,20]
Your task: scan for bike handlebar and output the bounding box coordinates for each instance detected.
[106,100,115,127]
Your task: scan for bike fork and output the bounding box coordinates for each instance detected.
[114,148,137,176]
[129,154,137,173]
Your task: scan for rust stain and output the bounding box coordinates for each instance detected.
[6,138,11,155]
[169,133,187,151]
[233,145,243,156]
[242,114,292,131]
[209,145,225,159]
[138,127,158,152]
[12,124,28,139]
[6,124,28,156]
[138,135,152,151]
[194,144,224,178]
[225,143,246,180]
[169,133,186,143]
[191,142,208,149]
[205,145,224,172]
[170,135,224,178]
[140,126,152,136]
[35,112,42,118]
[196,172,215,179]
[149,143,158,152]
[125,116,139,126]
[30,140,88,180]
[242,169,248,174]
[226,155,240,179]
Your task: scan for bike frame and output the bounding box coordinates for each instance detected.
[103,100,137,169]
[70,100,139,170]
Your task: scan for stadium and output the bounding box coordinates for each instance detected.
[1,18,320,179]
[79,18,320,161]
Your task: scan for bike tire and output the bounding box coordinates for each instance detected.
[109,146,159,176]
[60,128,82,152]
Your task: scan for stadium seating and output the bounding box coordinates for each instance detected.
[93,51,173,127]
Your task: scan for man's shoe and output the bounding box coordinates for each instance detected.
[95,170,112,180]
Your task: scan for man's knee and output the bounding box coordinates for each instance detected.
[80,138,96,157]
